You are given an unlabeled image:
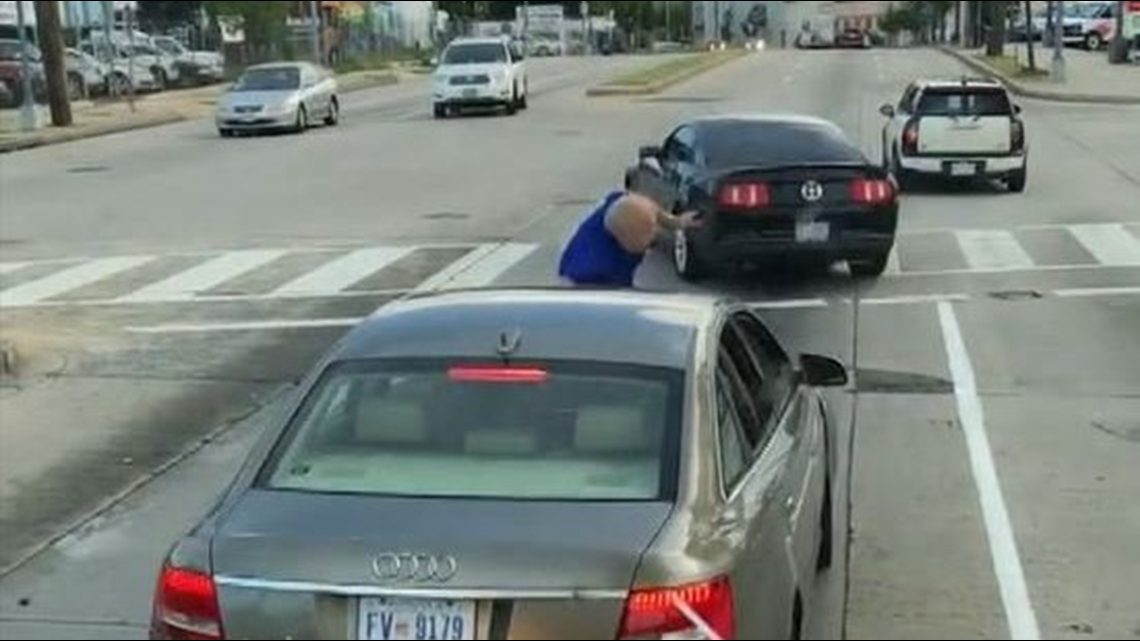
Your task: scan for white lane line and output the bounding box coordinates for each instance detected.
[433,243,538,290]
[126,317,363,334]
[1068,224,1140,266]
[1054,286,1140,299]
[863,293,969,306]
[413,243,501,293]
[0,256,154,307]
[937,302,1041,641]
[0,262,31,276]
[891,262,1137,277]
[117,250,286,303]
[269,247,413,298]
[955,230,1035,272]
[749,298,830,310]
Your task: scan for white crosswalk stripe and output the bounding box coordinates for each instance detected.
[955,230,1035,271]
[0,256,155,307]
[269,247,414,298]
[117,250,287,303]
[1067,224,1140,267]
[430,243,539,291]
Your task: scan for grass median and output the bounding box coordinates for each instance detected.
[588,49,747,96]
[974,54,1051,81]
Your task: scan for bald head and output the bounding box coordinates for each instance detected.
[604,192,662,254]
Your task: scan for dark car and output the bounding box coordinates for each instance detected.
[625,114,899,279]
[149,288,846,640]
[835,28,871,48]
[0,39,46,108]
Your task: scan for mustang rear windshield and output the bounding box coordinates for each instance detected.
[258,359,684,502]
[702,122,866,168]
[916,88,1013,116]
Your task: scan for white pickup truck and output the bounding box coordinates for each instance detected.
[880,78,1028,193]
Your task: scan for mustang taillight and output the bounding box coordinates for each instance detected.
[718,182,771,210]
[617,576,735,640]
[850,178,896,205]
[151,566,224,640]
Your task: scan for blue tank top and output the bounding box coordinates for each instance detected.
[558,191,644,287]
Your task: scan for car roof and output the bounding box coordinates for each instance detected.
[245,62,308,72]
[332,288,726,369]
[913,76,1006,89]
[684,113,846,136]
[447,36,510,46]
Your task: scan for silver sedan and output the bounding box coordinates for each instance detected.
[149,289,845,640]
[216,62,339,137]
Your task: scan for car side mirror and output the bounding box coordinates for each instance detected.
[879,103,896,118]
[1013,104,1022,115]
[430,56,439,66]
[800,354,848,388]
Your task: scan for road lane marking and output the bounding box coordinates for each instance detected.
[0,256,154,307]
[269,247,414,298]
[117,250,287,303]
[862,293,969,306]
[431,243,538,290]
[884,246,901,276]
[937,303,1041,641]
[412,243,502,292]
[955,230,1035,271]
[750,298,830,310]
[1068,224,1140,266]
[0,262,31,276]
[1054,286,1140,298]
[890,262,1138,277]
[126,317,364,334]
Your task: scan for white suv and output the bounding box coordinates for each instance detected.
[432,36,528,118]
[880,78,1028,193]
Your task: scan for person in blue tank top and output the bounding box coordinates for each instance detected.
[558,190,700,287]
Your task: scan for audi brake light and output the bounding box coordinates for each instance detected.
[448,365,549,384]
[850,178,895,205]
[718,182,771,210]
[617,576,735,640]
[151,567,224,640]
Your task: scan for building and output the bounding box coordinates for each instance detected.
[693,1,903,45]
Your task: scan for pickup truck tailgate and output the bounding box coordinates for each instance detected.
[918,115,1012,154]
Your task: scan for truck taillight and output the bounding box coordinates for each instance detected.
[718,182,771,210]
[902,119,920,154]
[850,178,896,205]
[151,566,224,640]
[617,576,735,640]
[1011,119,1025,152]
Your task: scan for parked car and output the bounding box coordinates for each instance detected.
[834,28,871,49]
[78,39,164,94]
[152,35,225,85]
[0,38,46,108]
[65,47,109,99]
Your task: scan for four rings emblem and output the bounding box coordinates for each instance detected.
[800,180,825,202]
[371,553,459,584]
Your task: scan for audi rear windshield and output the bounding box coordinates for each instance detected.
[258,358,684,502]
[702,122,866,168]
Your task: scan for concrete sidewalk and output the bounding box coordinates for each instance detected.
[942,43,1140,104]
[0,69,405,154]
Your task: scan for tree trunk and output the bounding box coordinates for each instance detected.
[34,0,72,126]
[1024,0,1037,70]
[986,0,1006,56]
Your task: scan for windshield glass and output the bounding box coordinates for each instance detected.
[233,67,301,91]
[258,359,683,501]
[702,122,866,167]
[917,89,1013,116]
[0,40,35,61]
[154,39,183,55]
[443,42,507,64]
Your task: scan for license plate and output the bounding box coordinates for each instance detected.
[358,598,475,640]
[796,221,830,243]
[462,88,477,98]
[950,162,977,176]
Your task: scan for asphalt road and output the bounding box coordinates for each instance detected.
[0,49,1138,640]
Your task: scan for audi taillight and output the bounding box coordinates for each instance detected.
[902,120,920,154]
[850,178,896,205]
[151,566,224,640]
[1011,119,1025,153]
[617,576,735,640]
[718,182,771,210]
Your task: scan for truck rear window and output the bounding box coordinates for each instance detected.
[917,89,1013,117]
[258,358,684,502]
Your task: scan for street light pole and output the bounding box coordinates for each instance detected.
[16,0,37,132]
[309,0,321,64]
[1052,0,1066,82]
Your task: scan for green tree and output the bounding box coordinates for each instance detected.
[204,1,290,50]
[138,0,203,29]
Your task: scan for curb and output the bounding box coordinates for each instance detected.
[586,51,747,97]
[0,72,401,155]
[938,46,1140,106]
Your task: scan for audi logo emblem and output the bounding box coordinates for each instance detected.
[801,180,825,202]
[371,553,459,584]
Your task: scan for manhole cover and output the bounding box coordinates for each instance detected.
[67,165,109,174]
[421,212,471,221]
[856,369,953,395]
[988,290,1043,301]
[638,96,724,104]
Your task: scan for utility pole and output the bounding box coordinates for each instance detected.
[15,0,37,131]
[1108,0,1127,63]
[1052,0,1066,81]
[34,0,72,126]
[309,0,322,64]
